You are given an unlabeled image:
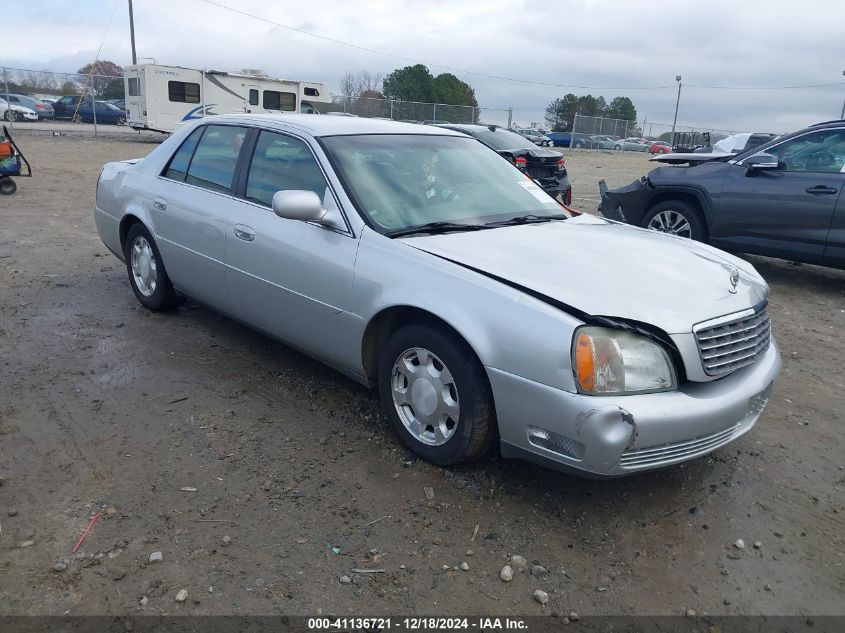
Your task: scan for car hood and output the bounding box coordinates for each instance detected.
[402,215,768,334]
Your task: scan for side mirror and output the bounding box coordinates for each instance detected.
[743,153,779,172]
[271,190,327,222]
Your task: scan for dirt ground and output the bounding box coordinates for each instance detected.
[1,130,843,618]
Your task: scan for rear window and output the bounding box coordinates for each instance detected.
[127,78,140,96]
[168,81,200,103]
[262,90,296,111]
[471,128,532,151]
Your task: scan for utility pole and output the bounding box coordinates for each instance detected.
[128,0,137,65]
[3,67,12,130]
[670,75,682,145]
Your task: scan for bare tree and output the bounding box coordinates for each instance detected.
[339,70,358,97]
[338,70,383,97]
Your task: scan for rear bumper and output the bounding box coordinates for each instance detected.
[489,341,781,478]
[537,174,571,202]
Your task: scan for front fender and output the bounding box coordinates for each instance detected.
[353,228,583,392]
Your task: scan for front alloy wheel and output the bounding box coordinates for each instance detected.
[647,209,692,237]
[378,324,496,465]
[642,200,705,241]
[391,347,460,446]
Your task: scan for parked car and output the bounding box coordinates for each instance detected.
[589,135,618,149]
[66,100,127,125]
[52,94,88,120]
[546,132,591,148]
[693,132,779,154]
[613,137,650,152]
[0,97,38,122]
[649,140,672,154]
[598,119,845,269]
[108,98,127,113]
[435,123,572,204]
[95,114,780,477]
[3,94,54,120]
[515,128,552,147]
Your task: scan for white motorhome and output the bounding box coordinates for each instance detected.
[124,64,331,133]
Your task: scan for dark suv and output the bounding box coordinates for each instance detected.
[599,119,845,269]
[434,124,572,204]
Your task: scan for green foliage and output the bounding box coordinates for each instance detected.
[545,93,639,130]
[383,64,478,113]
[60,80,79,95]
[544,94,578,131]
[383,64,436,102]
[606,96,637,121]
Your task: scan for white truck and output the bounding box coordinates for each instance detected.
[124,64,331,133]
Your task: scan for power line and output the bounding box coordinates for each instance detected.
[193,0,674,90]
[195,0,845,93]
[686,82,845,90]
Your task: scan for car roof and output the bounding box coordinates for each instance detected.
[206,113,466,138]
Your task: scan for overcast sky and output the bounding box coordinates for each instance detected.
[6,0,845,133]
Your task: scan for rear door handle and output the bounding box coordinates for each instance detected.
[805,186,838,195]
[152,197,167,210]
[233,224,255,242]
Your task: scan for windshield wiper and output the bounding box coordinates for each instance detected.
[387,221,489,238]
[484,214,568,227]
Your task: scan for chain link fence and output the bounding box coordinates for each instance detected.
[569,113,739,150]
[323,95,512,127]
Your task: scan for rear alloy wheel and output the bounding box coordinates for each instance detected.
[642,200,706,241]
[614,144,622,151]
[124,223,181,310]
[378,324,496,466]
[116,116,126,126]
[4,110,17,122]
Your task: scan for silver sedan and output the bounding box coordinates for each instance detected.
[94,114,780,477]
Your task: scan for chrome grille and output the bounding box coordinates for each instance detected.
[695,307,771,376]
[620,424,739,470]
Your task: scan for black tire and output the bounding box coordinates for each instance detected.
[0,178,16,195]
[124,223,181,310]
[575,142,584,148]
[378,323,496,466]
[614,144,622,151]
[4,110,16,122]
[115,116,126,126]
[641,200,707,242]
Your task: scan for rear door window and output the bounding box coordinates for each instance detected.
[185,125,248,193]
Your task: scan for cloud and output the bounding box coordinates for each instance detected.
[4,0,844,132]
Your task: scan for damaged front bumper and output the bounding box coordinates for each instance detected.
[597,177,651,223]
[488,342,780,478]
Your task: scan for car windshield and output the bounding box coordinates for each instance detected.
[322,134,567,232]
[468,128,533,151]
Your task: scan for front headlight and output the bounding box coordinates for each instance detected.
[572,326,676,395]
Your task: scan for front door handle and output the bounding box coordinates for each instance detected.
[805,185,838,195]
[233,224,255,242]
[152,197,167,211]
